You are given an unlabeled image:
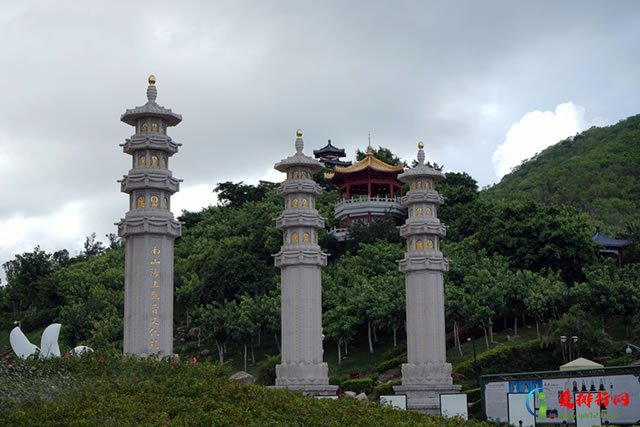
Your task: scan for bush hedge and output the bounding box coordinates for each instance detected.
[255,354,279,386]
[342,377,374,394]
[454,339,558,382]
[372,379,401,397]
[0,354,493,426]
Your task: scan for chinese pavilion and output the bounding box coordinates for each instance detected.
[325,146,405,237]
[592,229,634,267]
[313,140,351,168]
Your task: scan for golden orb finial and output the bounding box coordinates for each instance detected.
[148,74,156,85]
[418,141,424,150]
[296,129,303,138]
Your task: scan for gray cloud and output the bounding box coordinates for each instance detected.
[1,0,639,271]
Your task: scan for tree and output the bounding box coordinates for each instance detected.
[195,302,231,364]
[105,233,121,249]
[52,249,70,268]
[523,272,567,340]
[227,298,258,371]
[503,270,529,337]
[445,283,467,356]
[622,220,640,264]
[83,233,105,259]
[214,181,278,208]
[355,146,403,166]
[544,307,614,361]
[437,172,481,242]
[460,259,508,349]
[327,241,406,354]
[55,246,125,348]
[323,302,358,364]
[2,247,57,313]
[256,290,281,351]
[474,201,596,283]
[446,245,510,349]
[346,214,403,252]
[352,276,378,354]
[374,274,405,347]
[572,264,640,335]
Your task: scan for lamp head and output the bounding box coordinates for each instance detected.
[626,345,633,355]
[560,335,567,343]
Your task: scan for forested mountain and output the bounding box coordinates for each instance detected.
[2,138,640,385]
[487,114,640,231]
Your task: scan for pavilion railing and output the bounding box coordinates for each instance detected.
[335,195,403,206]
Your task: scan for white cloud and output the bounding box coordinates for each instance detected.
[480,102,504,120]
[260,167,286,185]
[0,201,89,284]
[171,184,219,214]
[492,102,608,178]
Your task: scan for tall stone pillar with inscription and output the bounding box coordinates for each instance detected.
[273,130,337,395]
[117,75,182,357]
[393,142,461,413]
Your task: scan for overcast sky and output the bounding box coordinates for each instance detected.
[0,1,639,276]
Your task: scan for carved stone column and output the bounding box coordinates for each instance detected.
[393,142,461,413]
[117,75,182,357]
[273,130,337,396]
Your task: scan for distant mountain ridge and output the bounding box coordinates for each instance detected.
[486,114,640,230]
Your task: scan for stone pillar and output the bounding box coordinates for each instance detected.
[117,75,183,357]
[393,142,461,413]
[273,130,337,396]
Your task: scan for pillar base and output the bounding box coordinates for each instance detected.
[394,362,461,414]
[272,384,338,396]
[275,361,336,396]
[393,383,462,414]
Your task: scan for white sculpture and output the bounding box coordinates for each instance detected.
[40,323,61,359]
[72,345,93,356]
[9,326,40,359]
[9,323,93,360]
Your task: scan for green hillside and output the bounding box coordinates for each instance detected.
[0,354,489,426]
[3,142,640,423]
[487,114,640,230]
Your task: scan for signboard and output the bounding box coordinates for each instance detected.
[440,393,468,419]
[575,392,600,427]
[508,393,536,427]
[380,395,407,410]
[484,372,640,425]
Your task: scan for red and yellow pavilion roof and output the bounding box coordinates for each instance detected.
[325,147,404,181]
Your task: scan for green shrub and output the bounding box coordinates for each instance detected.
[381,343,406,359]
[16,307,59,332]
[374,354,405,375]
[465,387,480,403]
[329,372,347,386]
[0,354,492,426]
[342,377,374,394]
[373,379,401,397]
[454,339,558,382]
[255,354,280,386]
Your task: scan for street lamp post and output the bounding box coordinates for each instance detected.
[560,335,578,362]
[467,337,478,386]
[625,343,640,355]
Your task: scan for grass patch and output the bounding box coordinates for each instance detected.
[0,353,492,426]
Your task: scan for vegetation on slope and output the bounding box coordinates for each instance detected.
[1,139,640,416]
[487,114,640,232]
[0,354,489,426]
